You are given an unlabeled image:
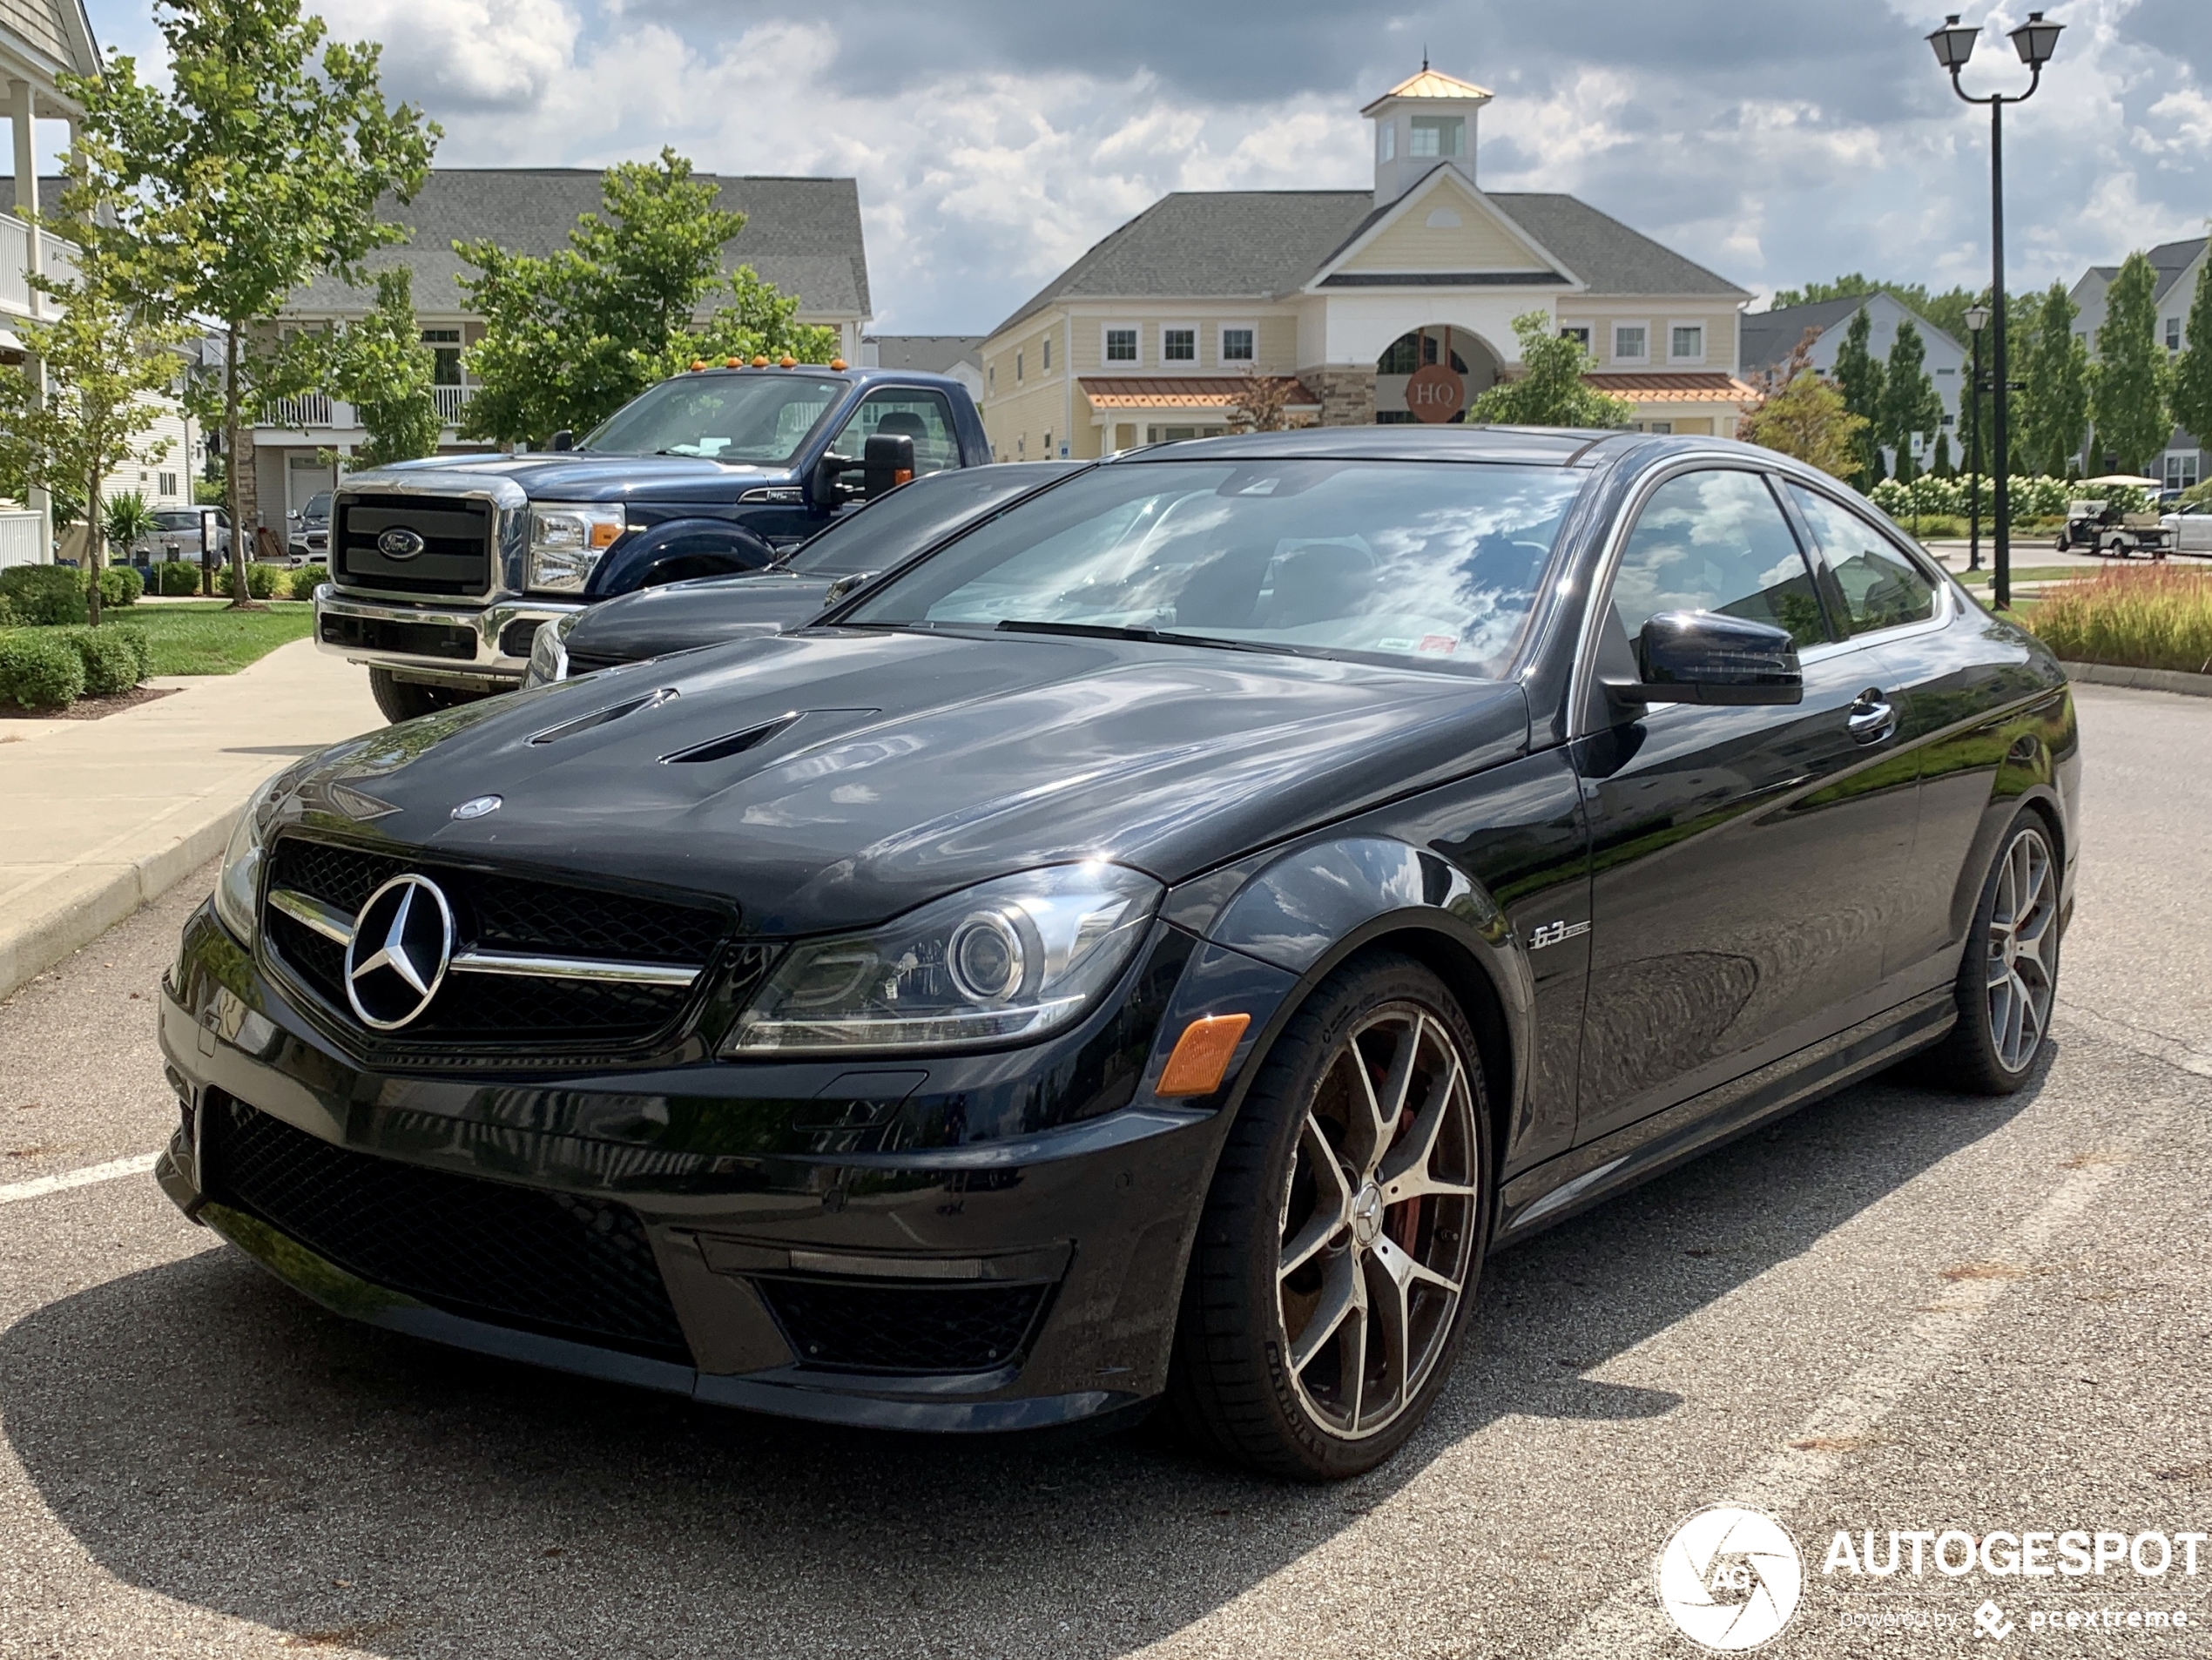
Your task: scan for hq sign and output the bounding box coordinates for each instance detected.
[1404,362,1466,423]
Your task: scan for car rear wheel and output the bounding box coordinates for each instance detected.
[1170,953,1491,1480]
[368,667,482,725]
[1927,811,2060,1093]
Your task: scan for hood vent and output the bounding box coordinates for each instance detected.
[527,686,678,747]
[661,712,801,766]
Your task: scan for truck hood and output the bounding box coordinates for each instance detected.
[562,571,840,668]
[284,630,1530,935]
[356,451,783,503]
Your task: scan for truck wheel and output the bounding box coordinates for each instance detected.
[369,668,478,724]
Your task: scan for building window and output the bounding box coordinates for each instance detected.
[1377,122,1395,163]
[1409,116,1464,158]
[1104,327,1137,364]
[159,472,179,496]
[1559,326,1591,350]
[1042,429,1052,457]
[1015,351,1023,382]
[1221,327,1255,362]
[421,327,463,387]
[988,364,995,390]
[1614,324,1649,362]
[1042,337,1051,372]
[1163,327,1197,363]
[2168,451,2201,491]
[1635,420,1674,435]
[2168,317,2183,352]
[1669,324,1703,362]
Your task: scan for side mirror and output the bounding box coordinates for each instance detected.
[1610,610,1804,707]
[549,428,575,452]
[861,433,916,500]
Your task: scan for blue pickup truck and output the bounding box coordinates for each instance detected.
[314,364,993,721]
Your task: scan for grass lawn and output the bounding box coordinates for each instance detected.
[118,599,316,675]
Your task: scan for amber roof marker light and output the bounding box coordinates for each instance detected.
[1157,1013,1253,1097]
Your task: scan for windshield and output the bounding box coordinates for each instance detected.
[841,459,1586,676]
[783,464,1078,576]
[153,510,200,530]
[583,373,845,464]
[304,493,331,521]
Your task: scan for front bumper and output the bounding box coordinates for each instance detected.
[313,584,585,691]
[156,901,1294,1431]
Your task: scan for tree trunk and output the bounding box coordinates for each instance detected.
[224,323,253,607]
[84,462,103,627]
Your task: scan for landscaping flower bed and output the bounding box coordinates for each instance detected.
[2027,565,2212,677]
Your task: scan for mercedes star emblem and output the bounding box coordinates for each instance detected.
[343,874,455,1030]
[377,527,427,559]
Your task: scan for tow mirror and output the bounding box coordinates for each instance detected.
[861,433,916,499]
[549,428,575,452]
[1609,610,1804,707]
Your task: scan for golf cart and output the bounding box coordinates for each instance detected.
[2056,475,2175,558]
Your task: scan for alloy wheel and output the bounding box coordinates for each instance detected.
[1276,1003,1480,1440]
[1986,824,2057,1073]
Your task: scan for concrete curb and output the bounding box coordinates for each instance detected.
[2060,660,2212,699]
[0,794,242,1004]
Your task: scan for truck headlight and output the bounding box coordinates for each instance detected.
[527,503,626,592]
[726,863,1162,1055]
[212,767,300,946]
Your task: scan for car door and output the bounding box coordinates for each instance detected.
[1570,466,1919,1145]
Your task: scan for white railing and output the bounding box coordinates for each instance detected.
[0,509,46,568]
[434,383,475,422]
[0,213,78,317]
[262,392,334,428]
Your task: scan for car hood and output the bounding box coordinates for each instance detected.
[360,452,779,500]
[563,572,840,666]
[282,630,1530,935]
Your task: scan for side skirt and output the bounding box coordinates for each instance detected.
[1493,988,1958,1244]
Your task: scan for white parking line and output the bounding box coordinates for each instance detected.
[0,1151,160,1207]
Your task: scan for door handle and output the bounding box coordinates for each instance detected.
[1846,688,1897,745]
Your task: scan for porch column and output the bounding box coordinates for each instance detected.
[10,79,50,559]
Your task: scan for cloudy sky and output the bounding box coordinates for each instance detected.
[78,0,2212,334]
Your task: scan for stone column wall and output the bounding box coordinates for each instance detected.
[1297,364,1378,428]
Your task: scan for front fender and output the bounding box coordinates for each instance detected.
[587,519,779,596]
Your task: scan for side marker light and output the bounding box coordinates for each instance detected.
[1157,1013,1252,1097]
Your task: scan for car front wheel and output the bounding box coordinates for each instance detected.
[1928,811,2061,1092]
[1170,953,1491,1480]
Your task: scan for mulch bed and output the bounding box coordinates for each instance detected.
[0,685,184,722]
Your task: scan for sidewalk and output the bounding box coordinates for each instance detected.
[0,638,381,1001]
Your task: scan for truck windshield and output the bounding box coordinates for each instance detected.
[842,459,1587,677]
[583,374,846,464]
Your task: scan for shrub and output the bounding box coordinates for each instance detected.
[0,595,17,629]
[0,629,87,708]
[98,563,143,607]
[55,624,147,695]
[2028,567,2212,673]
[155,559,207,596]
[0,563,89,625]
[287,564,327,599]
[216,561,285,599]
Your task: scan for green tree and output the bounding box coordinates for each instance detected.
[460,150,840,447]
[1467,311,1636,429]
[0,165,185,625]
[331,267,441,467]
[1737,370,1867,480]
[2172,254,2212,460]
[2016,282,2090,476]
[1831,307,1885,487]
[2089,251,2171,474]
[1931,429,1952,476]
[64,0,438,606]
[105,489,162,556]
[1879,319,1943,485]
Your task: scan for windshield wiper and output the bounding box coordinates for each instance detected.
[994,618,1305,658]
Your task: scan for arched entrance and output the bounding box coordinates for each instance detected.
[1374,326,1501,424]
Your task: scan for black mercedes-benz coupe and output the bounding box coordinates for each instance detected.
[158,428,2076,1479]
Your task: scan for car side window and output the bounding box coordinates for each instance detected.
[1788,484,1938,636]
[1609,469,1829,648]
[831,388,961,476]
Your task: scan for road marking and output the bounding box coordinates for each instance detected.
[0,1151,160,1207]
[1545,1152,2124,1657]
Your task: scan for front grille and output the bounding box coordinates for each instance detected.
[206,1093,692,1364]
[757,1279,1049,1374]
[564,651,631,677]
[334,493,495,596]
[318,611,479,662]
[265,837,738,1049]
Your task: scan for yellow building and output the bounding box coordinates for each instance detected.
[980,67,1754,460]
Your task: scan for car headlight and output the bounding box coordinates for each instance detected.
[726,862,1163,1056]
[212,767,298,945]
[527,503,626,593]
[521,611,583,689]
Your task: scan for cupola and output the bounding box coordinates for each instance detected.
[1363,64,1494,209]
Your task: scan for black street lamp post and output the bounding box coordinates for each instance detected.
[1929,10,2062,611]
[1965,301,1989,572]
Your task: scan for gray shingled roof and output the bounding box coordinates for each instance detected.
[2149,237,2209,306]
[1738,295,1871,372]
[990,177,1746,336]
[866,334,983,373]
[284,169,870,320]
[0,176,67,219]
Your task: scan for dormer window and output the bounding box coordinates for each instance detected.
[1410,116,1464,158]
[1378,123,1396,163]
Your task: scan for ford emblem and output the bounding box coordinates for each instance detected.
[378,527,427,559]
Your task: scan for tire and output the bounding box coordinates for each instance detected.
[1925,810,2060,1093]
[368,667,481,724]
[1168,952,1492,1481]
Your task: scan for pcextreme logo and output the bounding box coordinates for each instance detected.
[1657,1505,1804,1651]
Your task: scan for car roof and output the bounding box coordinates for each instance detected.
[1111,425,1630,465]
[678,365,974,395]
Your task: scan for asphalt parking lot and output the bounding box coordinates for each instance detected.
[3,683,2208,1659]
